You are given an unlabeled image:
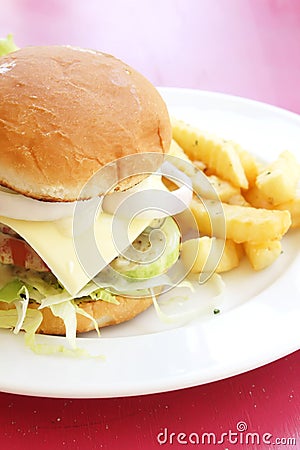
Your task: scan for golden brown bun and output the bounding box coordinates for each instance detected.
[0,294,153,335]
[0,46,171,201]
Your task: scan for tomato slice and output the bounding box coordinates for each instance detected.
[0,232,49,272]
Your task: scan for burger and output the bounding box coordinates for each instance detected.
[0,38,189,350]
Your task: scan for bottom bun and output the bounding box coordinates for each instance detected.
[0,295,153,336]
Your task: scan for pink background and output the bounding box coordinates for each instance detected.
[0,0,299,449]
[2,0,300,113]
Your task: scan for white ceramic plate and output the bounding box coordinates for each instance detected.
[0,88,299,398]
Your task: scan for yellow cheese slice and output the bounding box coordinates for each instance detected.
[0,176,167,296]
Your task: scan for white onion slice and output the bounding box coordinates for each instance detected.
[0,162,192,222]
[102,162,193,219]
[0,187,101,222]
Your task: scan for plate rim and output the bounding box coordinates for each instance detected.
[0,87,299,398]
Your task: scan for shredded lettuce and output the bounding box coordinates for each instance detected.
[0,308,101,357]
[0,34,18,57]
[50,302,77,349]
[13,285,29,334]
[39,286,119,309]
[72,301,101,337]
[0,268,103,353]
[0,267,225,356]
[39,290,72,308]
[89,289,119,304]
[14,270,62,297]
[0,214,185,355]
[0,281,31,334]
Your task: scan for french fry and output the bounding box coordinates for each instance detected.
[255,151,300,205]
[244,240,282,270]
[226,193,250,206]
[231,141,259,186]
[163,140,195,191]
[243,185,273,209]
[190,198,291,243]
[167,141,239,201]
[217,239,244,272]
[168,139,193,163]
[206,175,240,202]
[181,237,242,274]
[244,188,300,229]
[172,119,248,189]
[276,196,300,229]
[171,116,297,274]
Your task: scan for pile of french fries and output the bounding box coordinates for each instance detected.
[169,118,300,273]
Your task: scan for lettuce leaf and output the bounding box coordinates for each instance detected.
[0,280,24,303]
[0,34,18,57]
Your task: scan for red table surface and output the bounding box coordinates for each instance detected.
[0,1,299,449]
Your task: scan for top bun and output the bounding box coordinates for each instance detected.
[0,46,171,201]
